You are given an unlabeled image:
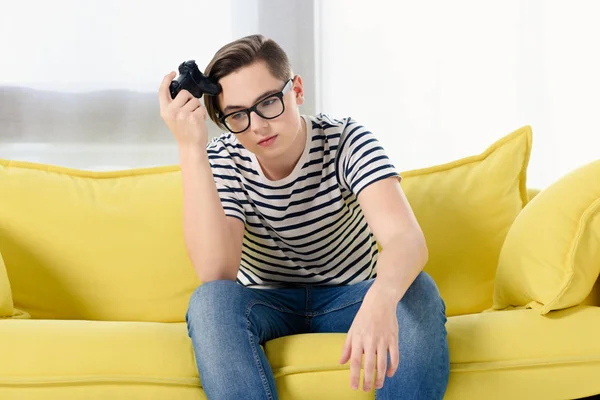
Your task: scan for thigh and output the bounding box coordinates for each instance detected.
[309,272,447,334]
[186,280,308,345]
[309,273,450,399]
[308,278,375,333]
[245,285,310,344]
[186,281,310,400]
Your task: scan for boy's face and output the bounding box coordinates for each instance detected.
[218,61,305,160]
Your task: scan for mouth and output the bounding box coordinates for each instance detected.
[258,135,278,147]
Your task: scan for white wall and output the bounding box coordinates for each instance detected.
[317,0,600,189]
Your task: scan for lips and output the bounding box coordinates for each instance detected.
[258,135,277,145]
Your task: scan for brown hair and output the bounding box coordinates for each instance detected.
[203,34,294,130]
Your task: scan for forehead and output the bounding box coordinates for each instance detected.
[218,61,283,110]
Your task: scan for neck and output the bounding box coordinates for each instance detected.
[258,117,307,181]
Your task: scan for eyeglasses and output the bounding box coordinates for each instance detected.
[219,79,293,134]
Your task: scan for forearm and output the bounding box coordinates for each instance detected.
[370,231,429,304]
[179,147,239,281]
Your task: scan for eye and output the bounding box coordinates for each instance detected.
[262,98,277,107]
[230,112,246,120]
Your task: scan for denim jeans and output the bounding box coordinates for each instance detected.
[185,271,449,399]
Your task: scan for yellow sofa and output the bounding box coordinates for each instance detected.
[1,125,599,400]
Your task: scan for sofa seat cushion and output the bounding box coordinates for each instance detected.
[2,307,599,400]
[446,305,600,399]
[0,319,199,390]
[265,305,600,400]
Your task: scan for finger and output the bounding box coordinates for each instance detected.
[182,97,201,113]
[171,89,195,109]
[387,338,399,378]
[192,103,207,120]
[158,71,176,109]
[375,344,388,389]
[362,345,376,392]
[339,333,352,365]
[349,341,363,390]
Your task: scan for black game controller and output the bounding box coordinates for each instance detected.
[169,60,221,99]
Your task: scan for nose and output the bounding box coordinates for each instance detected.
[249,110,268,134]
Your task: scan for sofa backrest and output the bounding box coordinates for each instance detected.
[0,160,199,322]
[1,126,532,321]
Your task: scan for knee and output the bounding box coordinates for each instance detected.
[189,279,239,306]
[402,271,447,321]
[395,272,449,392]
[186,280,242,328]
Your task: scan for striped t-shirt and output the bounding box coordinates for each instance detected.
[206,113,401,288]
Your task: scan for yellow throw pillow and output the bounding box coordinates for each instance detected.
[0,250,29,319]
[400,126,532,316]
[493,159,600,314]
[0,160,197,322]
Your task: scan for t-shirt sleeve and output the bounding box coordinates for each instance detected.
[338,118,401,197]
[206,141,247,225]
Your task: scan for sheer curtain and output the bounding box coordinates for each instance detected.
[316,0,600,189]
[0,0,235,170]
[0,0,316,170]
[0,0,233,93]
[2,0,598,185]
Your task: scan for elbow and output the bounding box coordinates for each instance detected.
[197,273,238,284]
[420,236,429,270]
[194,257,240,284]
[196,268,238,284]
[381,228,429,271]
[185,243,241,283]
[400,229,429,272]
[411,226,429,271]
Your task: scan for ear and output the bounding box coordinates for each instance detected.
[292,75,304,105]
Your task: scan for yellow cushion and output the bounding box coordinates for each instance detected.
[0,125,531,321]
[399,126,532,316]
[0,251,14,318]
[527,187,541,203]
[445,305,600,400]
[0,251,29,319]
[493,159,600,314]
[1,308,598,400]
[0,319,202,399]
[582,276,600,307]
[0,160,199,322]
[264,305,600,400]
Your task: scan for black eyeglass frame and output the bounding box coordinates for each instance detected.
[218,79,294,134]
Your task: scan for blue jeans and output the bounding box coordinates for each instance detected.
[186,271,449,399]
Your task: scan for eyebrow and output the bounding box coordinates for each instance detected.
[222,88,281,114]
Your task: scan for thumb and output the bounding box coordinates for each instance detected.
[159,71,178,108]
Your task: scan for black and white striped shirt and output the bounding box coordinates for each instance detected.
[206,113,401,288]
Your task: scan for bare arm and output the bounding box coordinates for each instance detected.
[159,72,244,282]
[179,147,244,282]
